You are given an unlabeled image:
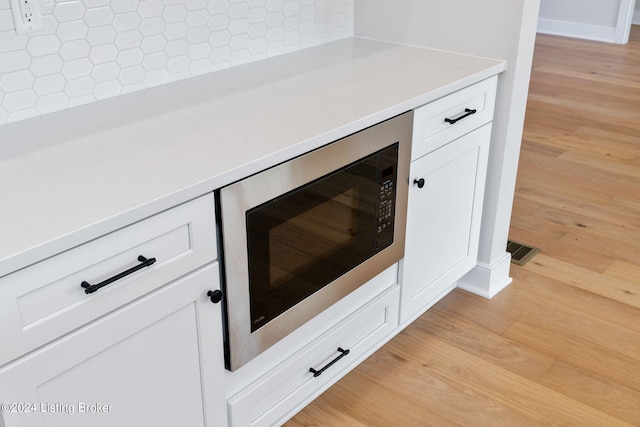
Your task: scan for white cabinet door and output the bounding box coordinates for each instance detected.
[0,264,227,427]
[400,124,491,324]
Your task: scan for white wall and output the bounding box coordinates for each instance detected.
[538,0,636,43]
[540,0,620,27]
[634,1,640,24]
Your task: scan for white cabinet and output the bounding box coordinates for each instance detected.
[0,264,227,427]
[0,196,227,427]
[399,78,496,325]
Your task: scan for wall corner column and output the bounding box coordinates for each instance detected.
[355,0,541,299]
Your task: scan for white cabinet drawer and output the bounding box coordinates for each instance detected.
[412,76,497,161]
[0,194,217,366]
[227,286,400,427]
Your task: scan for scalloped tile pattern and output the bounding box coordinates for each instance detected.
[0,0,354,125]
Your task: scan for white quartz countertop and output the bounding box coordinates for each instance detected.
[0,37,505,277]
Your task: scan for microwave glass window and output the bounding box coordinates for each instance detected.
[246,144,398,332]
[267,187,360,289]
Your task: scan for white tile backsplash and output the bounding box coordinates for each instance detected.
[0,0,353,125]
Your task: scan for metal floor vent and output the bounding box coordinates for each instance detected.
[507,240,540,266]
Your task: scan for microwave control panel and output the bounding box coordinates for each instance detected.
[375,176,395,250]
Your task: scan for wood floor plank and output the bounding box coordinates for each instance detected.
[518,138,566,158]
[573,126,640,150]
[424,287,522,336]
[504,318,640,394]
[559,229,640,266]
[389,330,633,427]
[524,71,640,104]
[605,259,640,282]
[414,307,556,382]
[522,253,640,309]
[531,63,640,87]
[508,225,614,273]
[516,189,640,236]
[515,166,613,206]
[557,150,640,180]
[285,373,455,427]
[531,205,640,237]
[516,149,640,198]
[510,267,640,335]
[527,94,640,125]
[539,361,640,425]
[493,281,640,361]
[522,128,636,162]
[362,336,560,426]
[345,347,504,427]
[608,195,640,219]
[508,212,567,241]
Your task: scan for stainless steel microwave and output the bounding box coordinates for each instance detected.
[217,111,412,371]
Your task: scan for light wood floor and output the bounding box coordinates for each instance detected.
[286,26,640,426]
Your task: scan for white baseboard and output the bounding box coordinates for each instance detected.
[537,17,617,43]
[457,252,512,299]
[634,11,640,25]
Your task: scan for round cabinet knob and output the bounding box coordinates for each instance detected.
[207,290,223,304]
[413,178,425,189]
